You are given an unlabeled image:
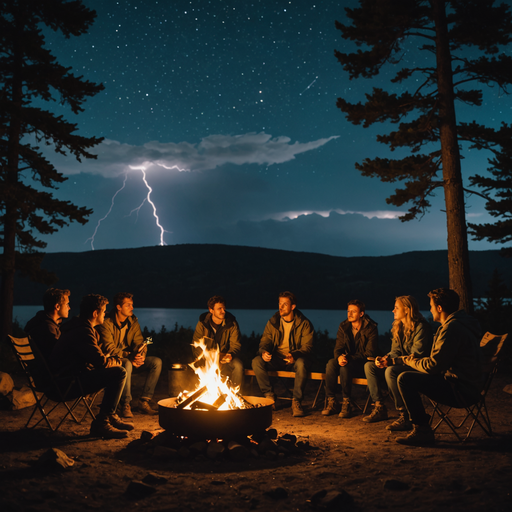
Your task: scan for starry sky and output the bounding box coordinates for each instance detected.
[31,0,512,256]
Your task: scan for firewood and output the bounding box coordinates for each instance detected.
[176,386,207,409]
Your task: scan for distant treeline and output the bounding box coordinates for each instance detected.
[14,244,512,311]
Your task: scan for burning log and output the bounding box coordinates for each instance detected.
[176,385,207,409]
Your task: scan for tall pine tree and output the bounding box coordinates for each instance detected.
[0,0,104,339]
[335,0,512,312]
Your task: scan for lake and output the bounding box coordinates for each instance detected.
[13,306,432,337]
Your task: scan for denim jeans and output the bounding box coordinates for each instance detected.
[220,357,244,389]
[325,357,365,399]
[121,356,162,404]
[397,371,476,425]
[364,361,408,409]
[251,354,310,401]
[62,366,127,417]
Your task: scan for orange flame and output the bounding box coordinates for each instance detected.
[185,337,243,410]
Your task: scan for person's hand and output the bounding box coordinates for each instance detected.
[338,354,348,366]
[220,352,232,364]
[284,353,295,365]
[262,351,272,362]
[402,354,416,366]
[375,355,389,369]
[133,353,145,368]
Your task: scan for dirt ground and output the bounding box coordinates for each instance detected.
[1,372,512,512]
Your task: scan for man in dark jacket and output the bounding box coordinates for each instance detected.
[322,299,378,419]
[395,288,482,446]
[192,295,243,388]
[252,291,314,417]
[24,288,71,361]
[51,294,133,439]
[96,292,162,418]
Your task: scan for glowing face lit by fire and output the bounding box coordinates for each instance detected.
[209,302,226,325]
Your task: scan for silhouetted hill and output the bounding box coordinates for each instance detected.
[13,244,512,310]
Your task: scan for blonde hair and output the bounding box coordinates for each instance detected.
[391,295,424,342]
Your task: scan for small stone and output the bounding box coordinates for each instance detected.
[125,480,157,499]
[384,479,409,490]
[142,472,168,485]
[264,486,288,500]
[206,442,225,460]
[37,448,74,470]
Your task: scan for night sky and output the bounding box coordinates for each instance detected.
[31,0,512,256]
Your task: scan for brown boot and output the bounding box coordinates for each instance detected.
[395,424,435,446]
[138,399,158,415]
[339,398,352,418]
[109,413,134,431]
[292,399,305,417]
[119,402,133,418]
[90,417,128,439]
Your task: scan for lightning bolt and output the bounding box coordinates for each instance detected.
[85,173,128,250]
[139,167,168,246]
[86,163,183,249]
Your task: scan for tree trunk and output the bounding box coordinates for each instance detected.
[432,0,473,313]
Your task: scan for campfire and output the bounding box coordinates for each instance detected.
[158,338,273,439]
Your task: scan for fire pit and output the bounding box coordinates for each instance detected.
[158,396,273,439]
[158,338,273,439]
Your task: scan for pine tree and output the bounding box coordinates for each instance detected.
[0,0,104,339]
[334,0,512,312]
[467,123,512,257]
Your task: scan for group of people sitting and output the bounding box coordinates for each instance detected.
[23,287,482,446]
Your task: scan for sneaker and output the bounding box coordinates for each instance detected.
[339,398,352,419]
[363,403,388,423]
[90,417,128,439]
[138,399,158,416]
[109,413,135,431]
[395,424,435,446]
[321,397,339,416]
[292,399,305,417]
[386,412,413,431]
[120,402,133,418]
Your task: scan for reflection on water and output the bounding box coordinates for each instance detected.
[14,306,431,337]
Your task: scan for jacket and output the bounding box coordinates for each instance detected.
[258,309,314,361]
[407,310,482,398]
[24,310,61,361]
[51,316,120,375]
[334,314,378,363]
[388,317,433,361]
[96,311,145,360]
[192,311,241,356]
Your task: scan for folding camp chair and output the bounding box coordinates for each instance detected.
[429,331,508,442]
[8,335,98,432]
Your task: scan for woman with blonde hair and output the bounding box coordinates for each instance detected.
[363,295,433,430]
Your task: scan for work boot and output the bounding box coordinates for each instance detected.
[395,424,435,446]
[109,413,135,431]
[321,396,339,416]
[339,398,352,419]
[386,412,413,431]
[120,402,133,418]
[90,417,128,439]
[363,402,388,423]
[292,399,305,417]
[138,399,158,415]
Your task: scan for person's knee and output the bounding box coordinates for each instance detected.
[294,358,307,375]
[364,361,376,377]
[252,356,264,371]
[123,358,133,374]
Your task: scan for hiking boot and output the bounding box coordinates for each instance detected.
[386,412,413,431]
[395,424,435,446]
[322,397,340,416]
[292,399,305,417]
[120,402,133,418]
[109,413,135,431]
[339,398,352,419]
[90,417,128,439]
[138,399,158,415]
[363,403,388,423]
